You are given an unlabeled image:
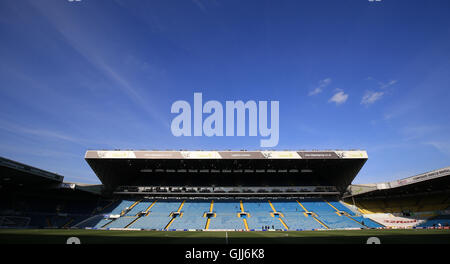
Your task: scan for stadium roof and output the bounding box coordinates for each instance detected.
[0,156,63,189]
[0,156,102,195]
[57,182,104,195]
[85,150,368,193]
[345,166,450,198]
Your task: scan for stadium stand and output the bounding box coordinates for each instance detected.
[71,198,381,231]
[125,199,150,216]
[107,200,137,216]
[208,200,245,230]
[243,199,285,230]
[417,215,450,228]
[344,167,450,229]
[73,214,106,229]
[270,199,324,230]
[105,216,138,229]
[298,199,364,229]
[349,216,383,228]
[352,194,450,214]
[169,199,210,230]
[360,213,425,228]
[2,152,450,231]
[93,218,113,229]
[126,199,182,230]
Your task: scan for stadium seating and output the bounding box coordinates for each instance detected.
[350,216,384,228]
[73,199,142,229]
[63,200,99,215]
[1,196,391,230]
[330,201,384,228]
[105,216,138,228]
[270,199,324,230]
[299,199,365,229]
[244,200,285,230]
[73,215,106,228]
[362,213,425,228]
[208,200,244,230]
[127,199,182,230]
[92,218,112,228]
[127,214,167,230]
[124,199,152,216]
[416,215,450,228]
[169,200,211,230]
[353,194,450,214]
[27,213,49,228]
[0,216,31,228]
[327,200,356,214]
[106,200,137,215]
[68,198,384,230]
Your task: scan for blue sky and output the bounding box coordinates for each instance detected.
[0,0,449,184]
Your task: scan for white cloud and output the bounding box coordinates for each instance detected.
[309,78,331,96]
[383,100,420,120]
[361,91,384,105]
[328,90,348,105]
[424,140,450,157]
[0,119,83,144]
[360,78,396,106]
[401,125,440,141]
[379,80,397,89]
[367,77,398,89]
[192,0,207,13]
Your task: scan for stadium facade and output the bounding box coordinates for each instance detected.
[1,150,449,231]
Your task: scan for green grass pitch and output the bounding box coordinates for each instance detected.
[0,229,450,244]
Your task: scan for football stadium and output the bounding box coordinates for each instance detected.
[1,150,449,244]
[2,0,450,251]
